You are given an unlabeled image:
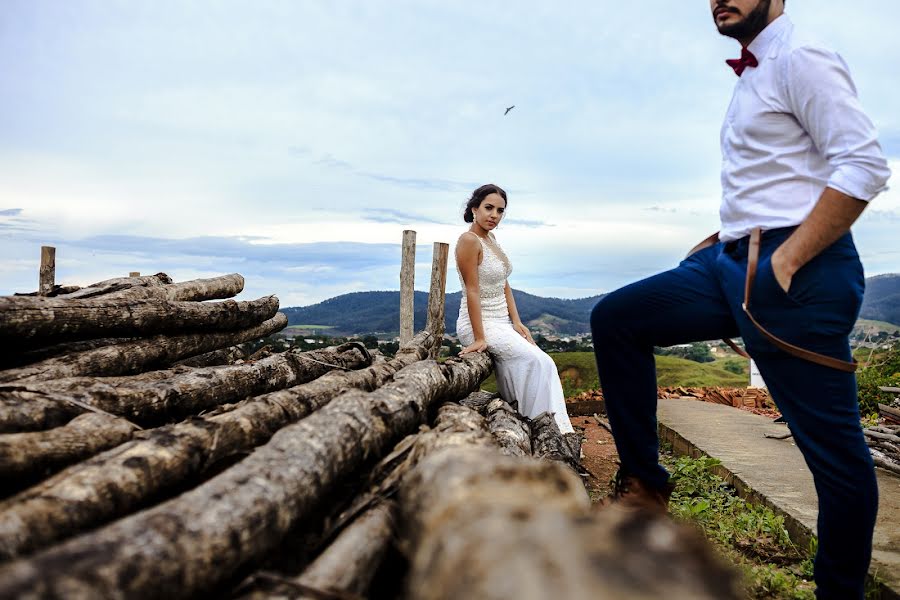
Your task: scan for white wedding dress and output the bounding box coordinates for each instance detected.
[456,232,574,434]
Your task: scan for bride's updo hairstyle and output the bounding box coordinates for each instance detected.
[464,184,507,223]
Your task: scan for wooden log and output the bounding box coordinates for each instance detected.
[287,501,396,599]
[0,352,491,598]
[174,345,249,368]
[565,399,606,416]
[0,338,135,370]
[878,403,900,423]
[531,412,581,471]
[864,429,900,444]
[458,390,500,414]
[316,400,496,560]
[425,242,449,359]
[400,446,741,600]
[38,246,55,297]
[0,294,279,345]
[485,397,532,457]
[871,449,900,476]
[400,229,416,347]
[58,273,243,302]
[0,341,371,432]
[0,341,428,560]
[0,313,287,384]
[128,273,245,302]
[0,413,137,486]
[56,273,173,300]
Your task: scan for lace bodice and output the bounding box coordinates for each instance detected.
[457,232,513,322]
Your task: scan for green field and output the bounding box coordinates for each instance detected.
[855,318,900,334]
[480,351,749,397]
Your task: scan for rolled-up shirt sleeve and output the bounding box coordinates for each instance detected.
[786,45,891,201]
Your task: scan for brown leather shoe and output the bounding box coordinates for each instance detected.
[599,471,675,513]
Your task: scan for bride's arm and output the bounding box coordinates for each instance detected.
[505,282,536,345]
[457,234,488,354]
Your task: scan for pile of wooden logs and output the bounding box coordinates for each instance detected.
[879,386,900,425]
[658,386,772,410]
[864,424,900,476]
[571,386,773,413]
[0,271,743,599]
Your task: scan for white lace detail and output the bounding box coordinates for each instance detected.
[455,232,574,434]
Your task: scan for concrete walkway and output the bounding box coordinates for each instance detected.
[657,398,900,598]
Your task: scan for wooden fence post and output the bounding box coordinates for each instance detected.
[426,242,449,359]
[39,246,56,296]
[400,230,417,347]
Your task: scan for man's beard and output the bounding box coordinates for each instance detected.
[715,0,772,40]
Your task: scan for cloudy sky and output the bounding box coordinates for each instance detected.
[2,1,898,307]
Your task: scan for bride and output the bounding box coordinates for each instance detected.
[455,183,574,434]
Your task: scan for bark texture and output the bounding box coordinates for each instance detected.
[0,313,287,383]
[485,398,532,457]
[0,294,279,345]
[0,413,136,485]
[457,390,500,414]
[0,353,491,599]
[174,345,248,368]
[53,273,244,302]
[1,338,135,370]
[57,274,174,300]
[0,343,370,431]
[278,500,396,599]
[0,343,427,560]
[401,446,741,600]
[531,412,581,471]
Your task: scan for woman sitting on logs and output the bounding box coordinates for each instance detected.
[455,183,574,435]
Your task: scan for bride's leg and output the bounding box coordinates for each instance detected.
[590,245,738,492]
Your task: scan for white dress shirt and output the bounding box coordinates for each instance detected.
[718,14,891,242]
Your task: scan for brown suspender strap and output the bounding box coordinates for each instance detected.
[742,227,857,373]
[686,231,752,360]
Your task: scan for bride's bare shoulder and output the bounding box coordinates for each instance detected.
[456,231,481,247]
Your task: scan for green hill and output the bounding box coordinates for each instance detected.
[282,272,897,337]
[282,290,602,336]
[860,274,900,326]
[479,352,748,397]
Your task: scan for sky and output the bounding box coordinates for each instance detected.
[2,1,899,308]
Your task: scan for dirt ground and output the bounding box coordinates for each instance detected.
[569,415,620,502]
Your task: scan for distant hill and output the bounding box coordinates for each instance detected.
[283,273,899,337]
[282,290,602,336]
[860,274,900,326]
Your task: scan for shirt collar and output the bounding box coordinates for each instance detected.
[746,13,791,60]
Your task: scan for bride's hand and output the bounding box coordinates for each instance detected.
[460,339,489,355]
[513,322,536,345]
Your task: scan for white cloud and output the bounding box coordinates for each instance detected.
[2,1,898,304]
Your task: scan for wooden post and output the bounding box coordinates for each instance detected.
[425,242,449,359]
[129,272,140,277]
[39,246,56,296]
[400,230,416,347]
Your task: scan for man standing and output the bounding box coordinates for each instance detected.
[590,1,891,597]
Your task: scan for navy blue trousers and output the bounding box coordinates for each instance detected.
[590,228,878,599]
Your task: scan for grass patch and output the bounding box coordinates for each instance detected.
[663,452,818,599]
[479,351,749,396]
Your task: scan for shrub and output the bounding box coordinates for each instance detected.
[857,344,900,415]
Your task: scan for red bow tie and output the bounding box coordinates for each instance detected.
[726,47,758,77]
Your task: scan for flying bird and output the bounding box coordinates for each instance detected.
[504,105,515,115]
